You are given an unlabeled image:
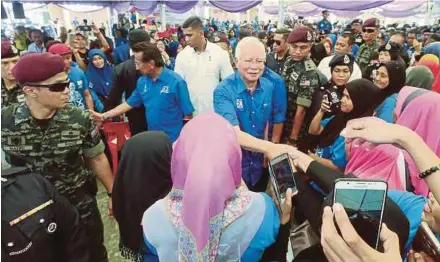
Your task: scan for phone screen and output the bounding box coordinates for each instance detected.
[269,154,297,200]
[334,187,386,249]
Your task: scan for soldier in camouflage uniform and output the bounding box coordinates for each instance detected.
[356,18,381,72]
[1,53,114,262]
[281,26,326,146]
[1,40,24,108]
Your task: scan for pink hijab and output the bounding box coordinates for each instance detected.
[168,111,251,261]
[346,86,440,196]
[394,86,440,195]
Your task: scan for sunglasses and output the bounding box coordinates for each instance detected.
[274,40,282,46]
[362,28,376,33]
[32,81,70,92]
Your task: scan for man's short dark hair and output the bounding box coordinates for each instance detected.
[182,16,203,30]
[274,28,290,41]
[239,29,251,40]
[407,29,418,35]
[341,33,355,46]
[132,42,164,67]
[29,29,41,36]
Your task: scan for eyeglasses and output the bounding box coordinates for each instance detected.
[362,28,376,34]
[32,81,70,92]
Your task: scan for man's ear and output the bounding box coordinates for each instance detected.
[23,86,38,98]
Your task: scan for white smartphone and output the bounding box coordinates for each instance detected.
[268,153,298,205]
[333,179,388,250]
[412,222,440,260]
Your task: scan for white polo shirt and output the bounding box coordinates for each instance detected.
[318,55,362,83]
[175,41,234,115]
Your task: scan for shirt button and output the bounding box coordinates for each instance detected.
[252,125,255,128]
[7,242,14,247]
[39,218,45,224]
[251,97,254,100]
[252,111,255,114]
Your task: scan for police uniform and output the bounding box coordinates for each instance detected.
[281,27,326,143]
[351,19,364,46]
[1,167,89,262]
[1,53,108,262]
[356,18,381,72]
[1,41,24,108]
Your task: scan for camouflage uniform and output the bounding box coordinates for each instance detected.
[281,57,324,142]
[1,81,25,109]
[1,103,108,262]
[356,40,380,72]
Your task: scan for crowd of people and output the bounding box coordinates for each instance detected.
[1,9,440,262]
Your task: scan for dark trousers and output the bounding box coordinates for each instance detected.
[78,197,108,262]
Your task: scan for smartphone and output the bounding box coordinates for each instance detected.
[333,179,388,250]
[268,153,298,204]
[323,87,341,113]
[412,222,440,260]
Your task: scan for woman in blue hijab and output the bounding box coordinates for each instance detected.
[86,49,113,104]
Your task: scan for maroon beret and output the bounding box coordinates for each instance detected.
[363,18,379,28]
[12,53,65,84]
[287,26,313,44]
[48,43,71,55]
[1,40,19,59]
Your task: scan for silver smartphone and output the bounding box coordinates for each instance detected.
[412,221,440,260]
[268,153,298,205]
[333,179,388,250]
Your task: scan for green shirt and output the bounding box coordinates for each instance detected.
[356,40,380,72]
[1,103,105,201]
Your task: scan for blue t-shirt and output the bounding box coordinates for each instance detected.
[214,72,275,186]
[317,19,332,32]
[374,93,398,123]
[68,62,89,110]
[126,68,194,143]
[262,68,287,141]
[315,116,347,169]
[143,193,280,262]
[113,43,130,65]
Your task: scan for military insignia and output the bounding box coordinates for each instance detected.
[343,55,350,64]
[236,99,243,109]
[307,31,312,41]
[7,136,25,145]
[385,43,391,51]
[160,86,169,94]
[47,222,57,233]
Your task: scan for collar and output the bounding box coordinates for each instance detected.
[15,103,70,125]
[192,39,210,54]
[151,67,168,83]
[234,72,263,94]
[274,48,290,60]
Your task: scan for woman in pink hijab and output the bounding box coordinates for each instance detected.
[346,86,440,196]
[141,111,292,261]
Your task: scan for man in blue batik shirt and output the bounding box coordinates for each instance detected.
[214,37,289,192]
[317,10,332,32]
[92,42,194,143]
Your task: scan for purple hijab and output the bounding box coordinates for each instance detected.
[168,111,251,261]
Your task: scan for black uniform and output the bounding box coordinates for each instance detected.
[1,167,89,262]
[105,57,147,135]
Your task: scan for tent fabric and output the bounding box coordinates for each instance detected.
[209,0,262,13]
[308,0,393,11]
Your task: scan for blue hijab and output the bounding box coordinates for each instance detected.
[86,49,113,97]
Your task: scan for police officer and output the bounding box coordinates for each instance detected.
[1,166,89,262]
[1,40,24,108]
[356,18,381,72]
[1,53,114,262]
[351,19,364,46]
[281,26,326,146]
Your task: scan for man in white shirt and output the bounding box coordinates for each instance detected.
[175,16,234,115]
[317,34,362,82]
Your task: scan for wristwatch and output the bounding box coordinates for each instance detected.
[288,137,298,144]
[103,112,109,121]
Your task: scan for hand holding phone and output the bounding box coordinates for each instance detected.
[333,179,388,250]
[412,222,440,261]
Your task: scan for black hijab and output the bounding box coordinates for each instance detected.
[112,131,172,261]
[318,79,381,147]
[311,43,328,65]
[377,61,406,104]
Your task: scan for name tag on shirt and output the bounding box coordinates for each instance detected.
[236,99,244,111]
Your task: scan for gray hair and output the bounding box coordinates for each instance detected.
[235,36,266,59]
